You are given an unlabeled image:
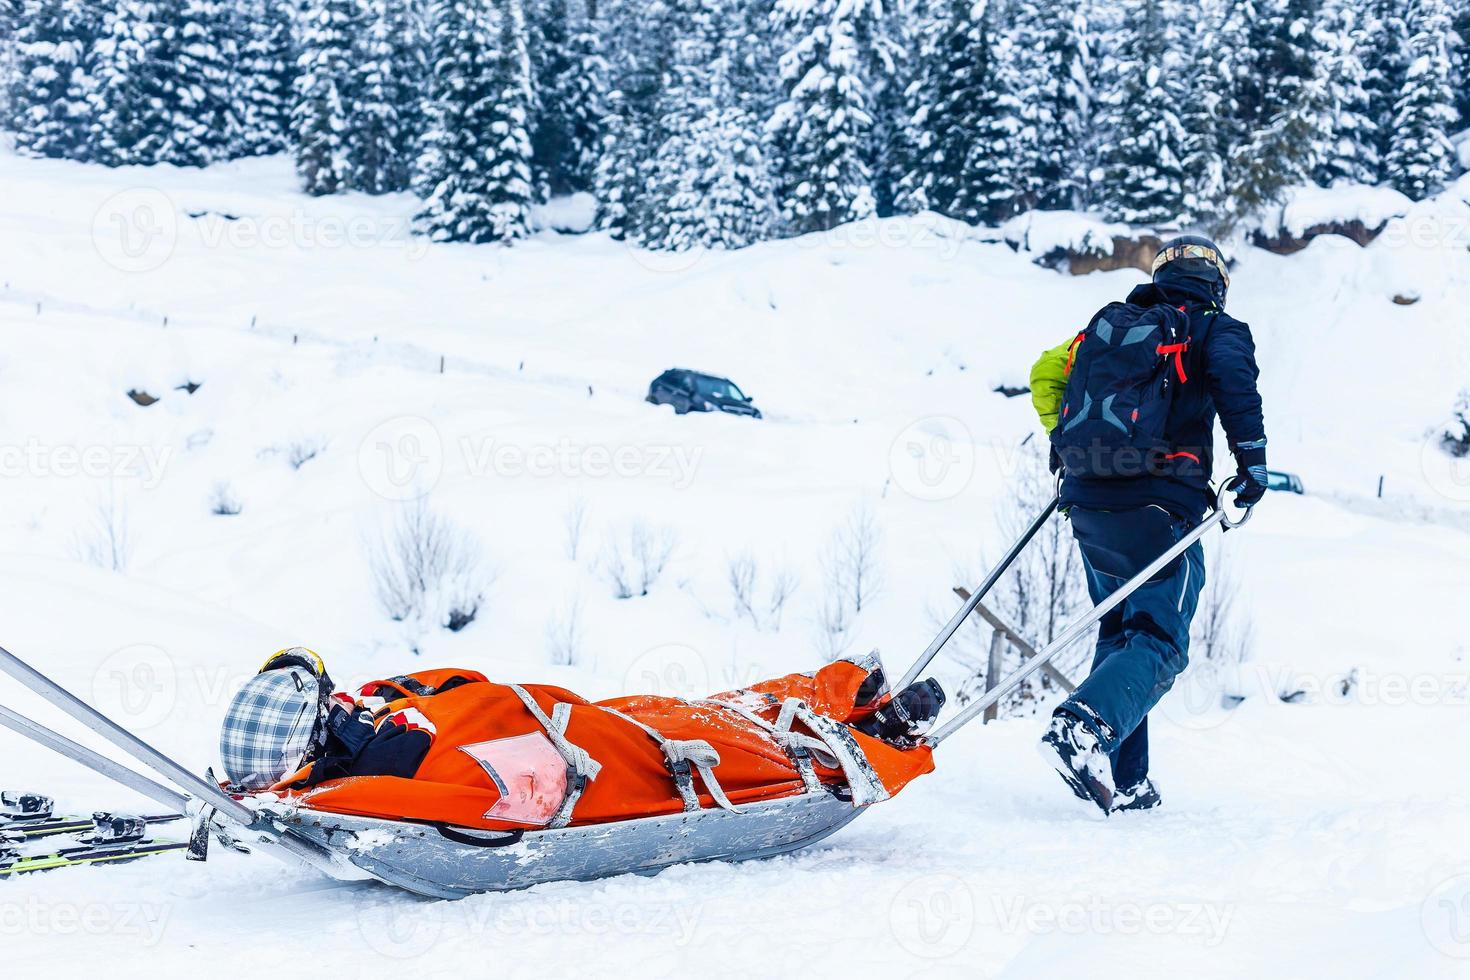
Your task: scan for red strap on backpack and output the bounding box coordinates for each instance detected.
[1064,331,1086,376]
[1157,339,1190,383]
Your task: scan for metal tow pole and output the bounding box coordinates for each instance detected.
[0,702,188,812]
[0,644,340,872]
[926,485,1252,745]
[895,485,1061,692]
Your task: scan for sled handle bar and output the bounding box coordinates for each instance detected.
[0,645,340,872]
[925,484,1252,746]
[894,479,1062,693]
[0,701,189,813]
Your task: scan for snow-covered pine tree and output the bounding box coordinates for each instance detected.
[854,1,908,217]
[1385,0,1458,199]
[898,0,1022,224]
[350,0,425,193]
[1011,0,1093,211]
[7,0,100,159]
[415,0,537,242]
[591,0,674,236]
[293,0,357,194]
[89,0,238,166]
[89,0,166,165]
[527,0,606,196]
[1097,0,1188,226]
[638,0,775,249]
[1225,0,1335,224]
[1452,0,1470,123]
[233,0,296,156]
[172,0,239,163]
[1315,0,1380,185]
[1179,0,1247,228]
[1360,0,1409,174]
[767,0,883,234]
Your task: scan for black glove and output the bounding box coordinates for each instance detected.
[1048,444,1063,475]
[1228,441,1268,507]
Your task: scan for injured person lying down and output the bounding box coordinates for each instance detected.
[218,649,945,830]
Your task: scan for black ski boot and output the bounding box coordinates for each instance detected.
[1111,778,1162,814]
[1037,712,1114,815]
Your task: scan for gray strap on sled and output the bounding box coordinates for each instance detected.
[510,685,602,828]
[699,698,826,796]
[598,707,743,814]
[776,698,890,806]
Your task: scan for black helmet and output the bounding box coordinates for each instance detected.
[1152,234,1230,304]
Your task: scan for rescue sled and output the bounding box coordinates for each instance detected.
[0,485,1249,897]
[258,786,861,899]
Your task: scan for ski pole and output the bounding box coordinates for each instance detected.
[0,645,341,873]
[0,702,188,812]
[894,484,1061,692]
[925,485,1253,745]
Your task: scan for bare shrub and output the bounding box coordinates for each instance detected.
[1441,390,1470,458]
[367,499,494,631]
[728,553,759,624]
[1192,545,1252,666]
[209,481,242,516]
[727,552,800,631]
[602,521,678,599]
[814,588,855,659]
[74,487,130,572]
[767,565,799,630]
[822,504,884,615]
[546,593,585,666]
[287,437,326,470]
[563,495,590,561]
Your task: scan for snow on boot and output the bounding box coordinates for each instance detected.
[1037,713,1114,815]
[1111,778,1162,814]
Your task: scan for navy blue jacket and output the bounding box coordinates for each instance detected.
[1060,277,1266,521]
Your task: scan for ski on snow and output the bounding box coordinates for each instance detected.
[2,792,188,876]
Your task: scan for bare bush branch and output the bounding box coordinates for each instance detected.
[631,522,677,595]
[209,481,242,516]
[767,564,800,631]
[287,436,326,470]
[814,588,854,659]
[602,521,678,598]
[727,553,760,624]
[1192,546,1251,666]
[823,504,884,615]
[367,499,494,631]
[546,593,585,666]
[563,495,590,561]
[74,487,130,572]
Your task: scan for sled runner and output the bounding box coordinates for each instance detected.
[0,485,1248,897]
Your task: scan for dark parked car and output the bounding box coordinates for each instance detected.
[646,369,762,418]
[1266,469,1304,494]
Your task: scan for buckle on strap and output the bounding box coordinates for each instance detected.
[778,699,890,807]
[509,685,600,828]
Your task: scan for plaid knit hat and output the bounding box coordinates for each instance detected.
[219,649,333,791]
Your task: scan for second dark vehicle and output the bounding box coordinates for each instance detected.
[646,369,762,418]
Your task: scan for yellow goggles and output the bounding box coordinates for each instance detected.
[1151,243,1230,290]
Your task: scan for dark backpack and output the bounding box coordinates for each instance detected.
[1050,301,1196,480]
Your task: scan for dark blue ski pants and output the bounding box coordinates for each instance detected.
[1057,505,1205,789]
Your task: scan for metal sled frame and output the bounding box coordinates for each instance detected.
[262,789,863,900]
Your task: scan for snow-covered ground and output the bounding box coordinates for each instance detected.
[1,153,1469,977]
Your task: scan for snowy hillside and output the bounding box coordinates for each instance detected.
[2,153,1470,977]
